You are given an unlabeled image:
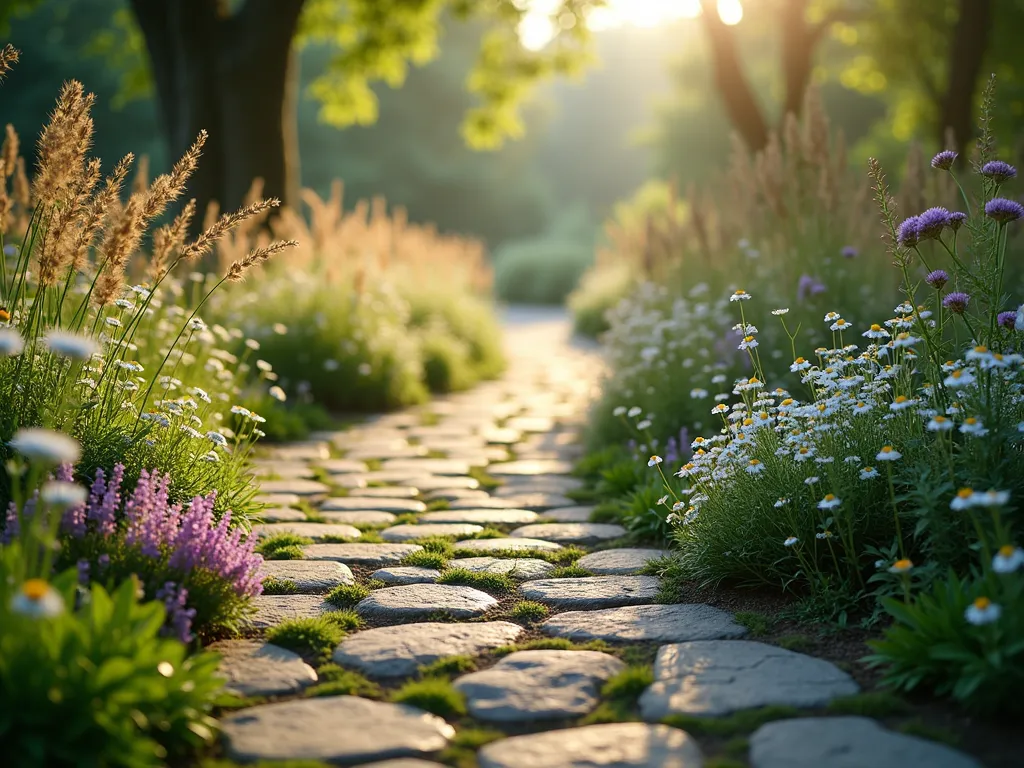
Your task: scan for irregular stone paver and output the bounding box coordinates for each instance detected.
[749,717,981,768]
[319,510,398,526]
[263,444,330,462]
[316,458,369,474]
[371,566,441,585]
[304,543,423,566]
[251,522,361,542]
[519,575,661,609]
[481,427,522,444]
[320,497,427,514]
[454,650,625,722]
[249,596,334,629]
[497,476,584,493]
[504,416,555,433]
[349,486,421,499]
[356,584,498,621]
[511,523,626,545]
[259,560,354,591]
[543,604,747,643]
[454,556,555,579]
[362,760,448,768]
[392,475,481,491]
[419,509,539,525]
[379,458,472,475]
[424,488,491,502]
[477,723,703,768]
[327,474,370,489]
[255,493,301,507]
[449,497,530,510]
[488,459,574,476]
[498,493,577,510]
[257,479,331,497]
[380,523,484,542]
[257,507,307,523]
[346,445,428,461]
[252,462,317,480]
[210,640,317,696]
[454,537,561,553]
[335,621,524,677]
[538,506,594,522]
[220,696,453,763]
[639,640,859,719]
[576,548,669,575]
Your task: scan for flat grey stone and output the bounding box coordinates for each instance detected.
[362,470,446,485]
[449,497,530,510]
[454,537,561,553]
[257,479,331,497]
[511,523,626,545]
[498,494,577,510]
[255,493,301,507]
[349,486,420,499]
[257,507,307,523]
[356,584,498,621]
[251,463,317,480]
[249,596,334,629]
[394,475,481,492]
[379,458,472,475]
[372,566,441,585]
[454,557,555,580]
[496,476,584,493]
[424,488,491,502]
[478,723,703,768]
[316,458,370,474]
[543,604,747,643]
[260,560,354,591]
[263,443,330,462]
[210,640,317,697]
[419,509,539,525]
[335,621,524,677]
[519,576,661,609]
[750,717,981,768]
[577,549,670,575]
[304,543,423,566]
[381,523,484,542]
[319,510,398,526]
[455,650,625,722]
[639,640,859,719]
[320,497,427,514]
[220,696,453,763]
[538,506,594,523]
[251,522,361,541]
[346,445,429,460]
[488,459,574,476]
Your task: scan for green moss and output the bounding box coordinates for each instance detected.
[318,533,361,544]
[426,499,451,511]
[354,529,384,544]
[661,705,801,737]
[265,614,358,662]
[546,564,594,579]
[897,719,962,747]
[365,578,387,590]
[261,576,299,595]
[437,567,516,593]
[509,600,549,623]
[826,691,909,717]
[306,665,381,698]
[325,583,371,608]
[471,527,507,539]
[393,512,421,525]
[602,665,654,704]
[722,736,750,758]
[416,536,456,558]
[580,701,636,724]
[211,692,267,710]
[256,532,313,559]
[437,728,505,768]
[705,758,747,768]
[456,546,586,565]
[391,678,466,718]
[418,655,478,678]
[619,645,659,667]
[775,634,815,653]
[468,466,503,490]
[401,550,450,569]
[494,638,611,656]
[733,611,774,637]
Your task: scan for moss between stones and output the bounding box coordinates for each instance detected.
[305,664,381,699]
[265,611,362,662]
[255,533,313,559]
[661,705,801,737]
[546,564,594,579]
[260,576,299,595]
[509,600,549,623]
[732,611,774,637]
[437,728,505,768]
[436,567,516,593]
[418,655,479,678]
[391,677,466,718]
[324,583,371,608]
[401,550,451,569]
[826,691,909,717]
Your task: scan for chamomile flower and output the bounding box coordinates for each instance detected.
[9,428,81,464]
[712,404,729,415]
[657,495,670,506]
[950,488,978,510]
[889,558,913,574]
[269,385,287,402]
[613,406,627,417]
[876,446,902,461]
[730,289,751,302]
[636,419,652,430]
[853,401,873,415]
[965,597,1001,625]
[830,318,851,332]
[774,498,790,508]
[945,369,976,388]
[889,395,917,412]
[804,476,820,486]
[993,545,1024,573]
[627,406,643,418]
[959,417,988,436]
[648,455,663,467]
[975,489,1010,507]
[817,494,841,510]
[689,388,709,399]
[859,466,879,480]
[862,324,890,339]
[790,357,811,372]
[746,459,766,474]
[784,536,799,547]
[771,308,789,316]
[10,579,64,618]
[738,335,759,350]
[927,415,954,431]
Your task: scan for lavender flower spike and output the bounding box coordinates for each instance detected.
[943,291,971,315]
[916,207,950,240]
[896,216,921,247]
[925,269,949,289]
[981,160,1017,183]
[931,150,958,170]
[985,198,1024,224]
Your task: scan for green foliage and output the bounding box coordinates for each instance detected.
[306,665,381,698]
[401,550,451,569]
[437,566,515,593]
[418,655,478,678]
[601,665,654,704]
[734,612,774,638]
[569,261,633,338]
[437,727,505,768]
[546,564,593,579]
[256,533,313,559]
[509,600,549,623]
[325,583,371,608]
[825,691,909,717]
[661,706,801,737]
[390,677,466,718]
[494,637,610,655]
[265,612,360,662]
[260,576,299,595]
[0,560,221,767]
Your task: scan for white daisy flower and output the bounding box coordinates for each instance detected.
[965,597,1001,625]
[10,579,64,618]
[993,545,1024,573]
[817,494,841,510]
[959,417,988,436]
[771,308,789,316]
[859,466,879,480]
[945,369,976,388]
[9,428,80,464]
[648,455,663,467]
[927,415,954,431]
[876,446,902,461]
[784,536,799,547]
[0,328,23,356]
[746,459,766,474]
[729,289,752,302]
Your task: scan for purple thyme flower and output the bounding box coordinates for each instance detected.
[156,581,196,644]
[998,311,1017,330]
[916,207,951,240]
[981,160,1017,183]
[897,216,921,247]
[840,246,859,259]
[86,464,122,537]
[985,198,1024,224]
[797,274,827,302]
[925,269,949,289]
[948,211,967,231]
[943,291,971,314]
[931,150,958,170]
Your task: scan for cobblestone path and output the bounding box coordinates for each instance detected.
[216,307,979,768]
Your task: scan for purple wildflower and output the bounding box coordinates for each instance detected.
[897,216,921,247]
[77,558,90,585]
[981,161,1017,183]
[925,269,949,289]
[998,311,1017,330]
[664,437,679,465]
[797,274,827,302]
[678,427,692,461]
[156,581,196,644]
[840,246,859,259]
[931,150,958,170]
[86,464,122,537]
[943,291,971,314]
[948,211,967,231]
[124,469,180,558]
[985,198,1024,224]
[916,207,950,240]
[97,553,109,571]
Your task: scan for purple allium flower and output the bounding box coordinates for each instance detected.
[156,581,196,644]
[981,160,1017,183]
[998,311,1017,330]
[797,274,827,302]
[985,197,1024,223]
[943,291,971,314]
[931,150,958,170]
[948,211,967,231]
[897,216,921,247]
[916,207,951,240]
[840,246,859,259]
[925,269,949,289]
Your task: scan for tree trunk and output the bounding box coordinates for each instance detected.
[940,0,993,156]
[780,0,814,119]
[128,0,305,224]
[699,0,769,152]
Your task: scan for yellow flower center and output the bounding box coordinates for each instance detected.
[864,466,874,473]
[734,290,746,296]
[998,544,1015,557]
[870,324,882,331]
[0,308,9,322]
[836,319,847,326]
[824,494,836,502]
[780,398,794,406]
[974,345,988,353]
[965,417,977,425]
[974,597,991,610]
[881,446,893,453]
[799,447,810,455]
[21,579,50,601]
[749,459,760,466]
[893,558,912,570]
[894,395,908,404]
[934,416,947,423]
[957,488,973,499]
[744,335,754,342]
[794,357,806,364]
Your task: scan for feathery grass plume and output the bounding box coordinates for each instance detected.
[33,81,96,207]
[0,159,9,235]
[975,74,997,167]
[37,157,102,286]
[181,198,281,262]
[93,192,146,305]
[142,131,206,222]
[801,84,829,168]
[226,239,297,282]
[149,199,196,282]
[71,153,133,272]
[13,156,29,208]
[0,44,19,80]
[2,124,17,175]
[131,155,149,197]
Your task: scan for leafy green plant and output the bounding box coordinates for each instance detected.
[261,576,299,595]
[437,567,515,593]
[325,583,370,608]
[391,677,466,718]
[256,533,313,559]
[509,600,549,622]
[265,612,360,662]
[418,655,478,678]
[306,665,381,698]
